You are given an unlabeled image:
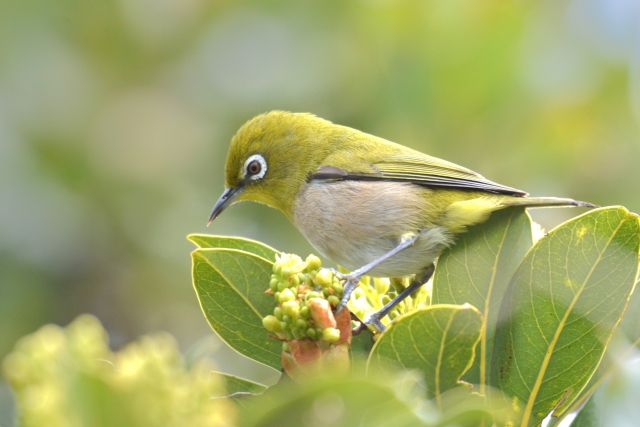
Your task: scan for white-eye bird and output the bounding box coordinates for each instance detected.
[207,111,593,331]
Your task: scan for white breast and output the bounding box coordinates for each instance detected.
[291,180,453,277]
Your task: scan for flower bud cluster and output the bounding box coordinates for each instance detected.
[262,253,352,380]
[2,315,236,427]
[348,276,431,328]
[262,253,345,345]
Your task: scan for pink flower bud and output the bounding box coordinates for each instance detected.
[322,342,350,376]
[307,298,336,329]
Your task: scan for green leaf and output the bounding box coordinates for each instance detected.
[571,395,603,427]
[192,248,282,370]
[240,376,428,427]
[351,327,375,358]
[619,278,640,343]
[188,234,279,261]
[491,207,640,427]
[367,304,483,410]
[554,280,640,424]
[432,206,533,391]
[214,372,268,397]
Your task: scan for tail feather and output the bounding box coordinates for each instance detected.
[500,197,597,209]
[443,196,596,234]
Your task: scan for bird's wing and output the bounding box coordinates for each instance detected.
[313,152,527,197]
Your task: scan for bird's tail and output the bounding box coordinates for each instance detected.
[443,196,596,233]
[500,197,597,209]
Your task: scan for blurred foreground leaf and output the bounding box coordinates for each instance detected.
[239,375,428,427]
[570,395,603,427]
[433,207,533,391]
[188,234,279,261]
[367,304,483,409]
[491,207,640,427]
[192,248,282,370]
[216,373,268,397]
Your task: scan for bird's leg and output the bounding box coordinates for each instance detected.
[365,263,435,332]
[334,232,419,313]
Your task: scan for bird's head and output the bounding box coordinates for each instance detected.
[208,111,337,224]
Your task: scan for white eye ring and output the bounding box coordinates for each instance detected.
[243,154,267,180]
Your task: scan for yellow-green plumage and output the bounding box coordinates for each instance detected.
[210,111,593,326]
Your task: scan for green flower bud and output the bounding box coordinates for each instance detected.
[273,263,282,275]
[315,268,334,287]
[389,310,398,320]
[262,315,282,333]
[300,305,310,318]
[390,277,406,292]
[327,295,340,307]
[282,301,300,319]
[281,267,291,279]
[274,307,283,320]
[280,321,289,331]
[316,327,323,337]
[279,288,295,303]
[307,328,317,339]
[277,281,286,292]
[322,327,341,343]
[322,288,331,297]
[282,315,290,324]
[291,328,303,339]
[306,291,320,301]
[331,282,343,295]
[296,318,308,330]
[381,295,392,305]
[306,254,322,271]
[374,278,390,295]
[283,330,294,341]
[282,342,290,352]
[274,292,281,302]
[289,274,300,287]
[270,278,279,291]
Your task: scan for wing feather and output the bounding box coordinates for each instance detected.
[312,152,527,197]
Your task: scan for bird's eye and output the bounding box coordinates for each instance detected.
[247,160,261,175]
[243,154,267,180]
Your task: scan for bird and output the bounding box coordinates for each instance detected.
[207,111,594,331]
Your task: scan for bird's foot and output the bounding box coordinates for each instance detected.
[330,269,361,314]
[362,265,436,334]
[328,233,421,316]
[364,313,386,332]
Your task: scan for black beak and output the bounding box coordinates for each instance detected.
[208,187,241,226]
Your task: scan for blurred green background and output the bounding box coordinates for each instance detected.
[1,0,640,423]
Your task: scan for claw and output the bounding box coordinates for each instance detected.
[364,314,386,332]
[328,268,345,280]
[334,275,360,313]
[329,268,355,312]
